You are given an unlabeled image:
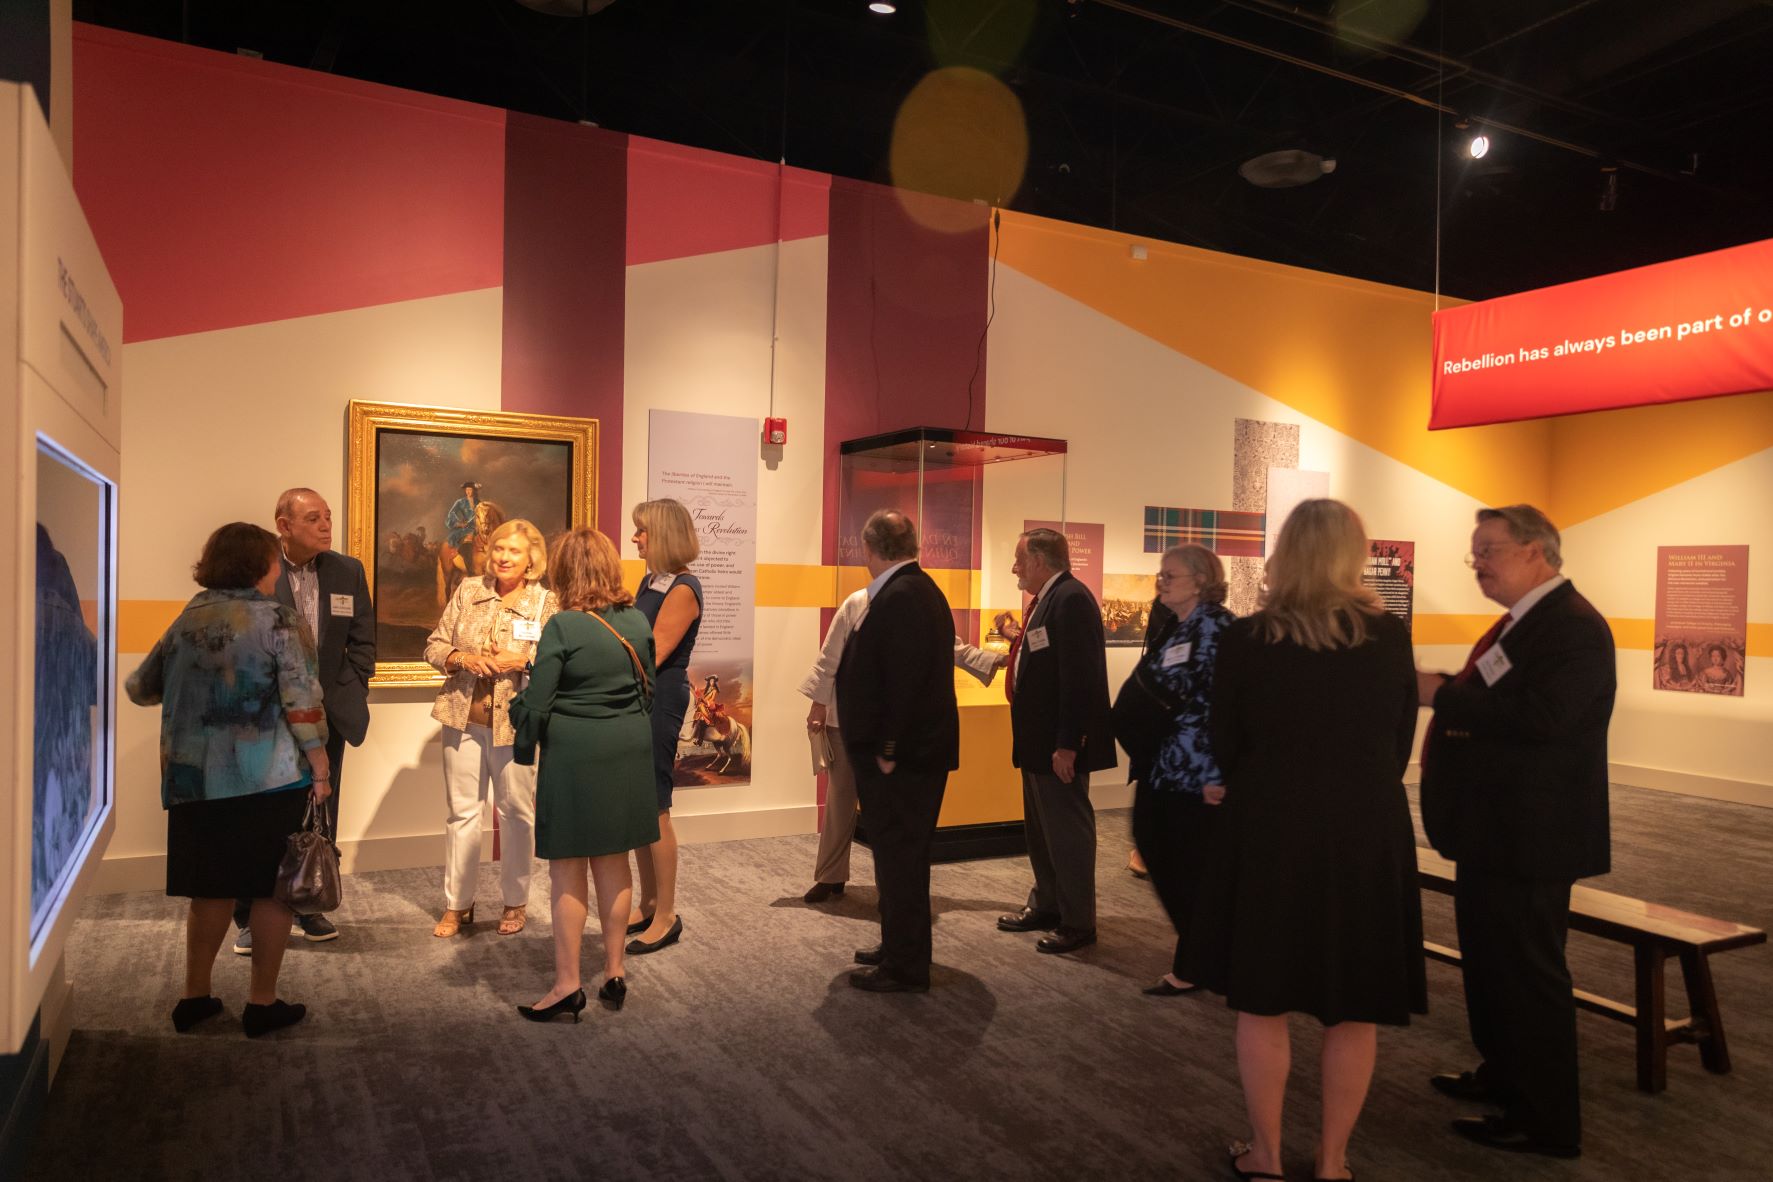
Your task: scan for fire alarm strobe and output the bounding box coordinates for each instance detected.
[764,417,788,445]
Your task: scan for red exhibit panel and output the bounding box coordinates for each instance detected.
[627,138,829,266]
[72,26,505,342]
[1430,238,1773,429]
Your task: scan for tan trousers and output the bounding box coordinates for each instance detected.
[441,723,536,910]
[813,726,861,884]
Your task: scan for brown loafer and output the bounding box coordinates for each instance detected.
[433,905,474,937]
[498,906,527,935]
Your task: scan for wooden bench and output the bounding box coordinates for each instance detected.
[1416,847,1766,1094]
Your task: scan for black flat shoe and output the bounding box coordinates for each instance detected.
[854,945,884,966]
[803,882,846,904]
[1450,1115,1580,1159]
[517,989,587,1023]
[625,914,653,936]
[242,999,306,1038]
[996,907,1060,933]
[1036,929,1097,955]
[598,977,626,1012]
[1228,1143,1284,1181]
[1142,978,1200,996]
[848,968,928,993]
[626,915,683,955]
[171,996,223,1032]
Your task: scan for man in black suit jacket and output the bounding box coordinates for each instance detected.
[1418,504,1614,1159]
[994,528,1115,955]
[233,487,375,948]
[834,510,960,993]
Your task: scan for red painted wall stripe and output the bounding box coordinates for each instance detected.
[71,25,505,343]
[1431,237,1773,429]
[821,180,992,565]
[627,137,830,267]
[500,114,628,540]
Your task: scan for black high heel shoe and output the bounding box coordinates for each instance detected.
[625,914,653,936]
[626,914,683,955]
[598,977,626,1012]
[517,989,587,1023]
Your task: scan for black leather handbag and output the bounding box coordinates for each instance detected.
[1111,663,1185,767]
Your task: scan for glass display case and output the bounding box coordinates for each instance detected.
[838,427,1068,858]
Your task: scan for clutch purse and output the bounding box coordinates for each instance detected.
[273,798,342,916]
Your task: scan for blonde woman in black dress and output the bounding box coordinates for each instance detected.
[1183,499,1423,1182]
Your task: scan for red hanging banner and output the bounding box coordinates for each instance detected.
[1429,238,1773,430]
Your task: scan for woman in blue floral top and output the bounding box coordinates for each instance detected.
[1129,543,1235,996]
[127,523,330,1039]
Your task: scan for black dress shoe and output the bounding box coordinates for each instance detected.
[996,907,1060,933]
[1142,977,1201,996]
[1036,929,1097,955]
[626,915,682,955]
[171,996,223,1032]
[803,882,846,904]
[854,945,884,966]
[848,968,928,993]
[1430,1069,1499,1102]
[1450,1115,1580,1159]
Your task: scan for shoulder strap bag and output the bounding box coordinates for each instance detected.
[586,608,654,711]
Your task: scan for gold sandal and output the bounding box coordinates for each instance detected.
[498,905,527,936]
[433,905,474,937]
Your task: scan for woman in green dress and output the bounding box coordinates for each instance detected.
[512,527,660,1021]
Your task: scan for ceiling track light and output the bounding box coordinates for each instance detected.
[868,2,897,13]
[1468,133,1490,160]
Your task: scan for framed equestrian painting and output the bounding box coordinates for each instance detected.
[346,401,598,686]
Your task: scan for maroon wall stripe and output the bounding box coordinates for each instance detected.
[501,113,629,540]
[821,180,992,566]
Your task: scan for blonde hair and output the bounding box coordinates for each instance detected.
[485,518,547,583]
[550,527,634,613]
[1258,499,1383,651]
[632,498,701,574]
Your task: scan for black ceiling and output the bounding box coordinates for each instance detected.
[75,0,1773,301]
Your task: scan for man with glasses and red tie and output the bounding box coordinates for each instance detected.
[993,528,1115,956]
[1417,505,1615,1161]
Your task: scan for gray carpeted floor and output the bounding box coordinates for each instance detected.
[24,784,1773,1181]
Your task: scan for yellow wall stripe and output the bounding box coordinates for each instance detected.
[122,591,1762,655]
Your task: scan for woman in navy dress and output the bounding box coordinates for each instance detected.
[626,498,703,954]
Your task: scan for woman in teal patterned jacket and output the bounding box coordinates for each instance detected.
[127,522,331,1039]
[1130,543,1236,997]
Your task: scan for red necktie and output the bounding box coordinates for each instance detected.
[1453,613,1512,685]
[1004,595,1038,704]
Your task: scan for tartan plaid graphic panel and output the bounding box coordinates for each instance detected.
[1143,507,1267,556]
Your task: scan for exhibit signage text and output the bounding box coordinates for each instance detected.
[1429,237,1773,429]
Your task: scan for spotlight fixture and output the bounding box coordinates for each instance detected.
[1468,134,1490,160]
[869,2,897,12]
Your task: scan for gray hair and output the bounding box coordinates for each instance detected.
[274,487,325,522]
[1021,527,1070,572]
[1477,504,1563,570]
[861,510,919,562]
[1162,543,1228,605]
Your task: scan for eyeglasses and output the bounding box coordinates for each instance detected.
[1463,541,1524,567]
[1154,570,1186,584]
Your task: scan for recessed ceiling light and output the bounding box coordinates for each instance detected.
[869,2,898,13]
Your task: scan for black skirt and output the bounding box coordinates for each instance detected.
[165,788,311,900]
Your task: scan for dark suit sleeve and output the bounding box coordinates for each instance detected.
[1387,616,1421,776]
[345,558,376,682]
[1207,621,1246,781]
[1052,589,1100,751]
[1431,610,1613,744]
[865,593,919,760]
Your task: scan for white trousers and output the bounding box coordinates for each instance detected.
[441,724,536,910]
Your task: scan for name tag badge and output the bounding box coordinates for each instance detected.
[1476,644,1513,686]
[329,593,354,617]
[1025,626,1051,652]
[512,619,543,642]
[1162,642,1192,668]
[651,572,678,593]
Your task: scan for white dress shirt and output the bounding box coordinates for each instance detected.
[1500,574,1567,639]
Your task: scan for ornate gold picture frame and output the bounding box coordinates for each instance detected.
[346,400,598,686]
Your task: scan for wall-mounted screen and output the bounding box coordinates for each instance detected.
[32,435,116,955]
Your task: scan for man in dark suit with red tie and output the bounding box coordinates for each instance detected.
[994,528,1115,955]
[834,510,960,993]
[1417,505,1615,1160]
